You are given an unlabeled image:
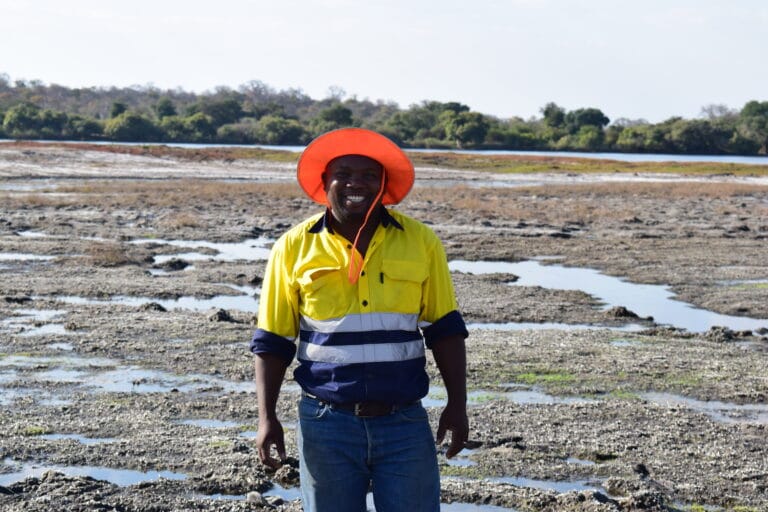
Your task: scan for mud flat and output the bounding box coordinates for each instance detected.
[1,143,767,511]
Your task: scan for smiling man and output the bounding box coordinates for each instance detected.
[250,128,468,512]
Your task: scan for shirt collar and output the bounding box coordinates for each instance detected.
[308,207,404,234]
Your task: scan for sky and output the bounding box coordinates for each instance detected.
[2,0,767,123]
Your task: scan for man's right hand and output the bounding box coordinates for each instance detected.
[256,416,286,469]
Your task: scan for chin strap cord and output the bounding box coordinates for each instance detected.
[347,173,386,284]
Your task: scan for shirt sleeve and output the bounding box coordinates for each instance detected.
[249,233,299,363]
[419,230,468,348]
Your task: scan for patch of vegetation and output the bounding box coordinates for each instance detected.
[22,425,51,436]
[515,371,575,386]
[208,440,232,449]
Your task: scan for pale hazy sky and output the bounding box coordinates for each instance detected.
[2,0,766,123]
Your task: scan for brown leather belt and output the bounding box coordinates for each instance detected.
[302,392,419,418]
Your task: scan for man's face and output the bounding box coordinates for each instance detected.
[323,155,384,225]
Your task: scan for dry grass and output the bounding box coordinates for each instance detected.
[86,242,144,267]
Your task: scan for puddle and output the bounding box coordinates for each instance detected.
[131,237,272,264]
[176,419,241,429]
[365,492,518,511]
[40,434,118,445]
[53,284,259,313]
[610,338,642,347]
[424,385,593,409]
[566,457,596,466]
[490,475,602,493]
[466,322,645,332]
[0,253,55,261]
[643,392,768,424]
[450,260,768,333]
[0,354,257,395]
[0,458,186,487]
[443,448,478,467]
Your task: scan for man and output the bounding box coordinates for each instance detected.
[250,128,468,512]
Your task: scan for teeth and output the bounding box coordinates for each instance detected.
[347,195,365,203]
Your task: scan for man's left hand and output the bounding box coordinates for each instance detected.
[436,401,468,458]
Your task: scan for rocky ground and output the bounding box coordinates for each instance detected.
[0,143,767,511]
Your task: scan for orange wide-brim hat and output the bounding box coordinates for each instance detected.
[297,128,415,206]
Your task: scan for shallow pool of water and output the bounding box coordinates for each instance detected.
[491,475,602,493]
[450,259,768,333]
[643,392,768,424]
[466,321,645,332]
[54,284,259,313]
[0,252,55,261]
[0,354,257,396]
[425,385,593,409]
[176,419,241,429]
[39,433,118,445]
[0,458,186,487]
[131,237,272,264]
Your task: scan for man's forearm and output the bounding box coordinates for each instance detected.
[253,353,289,419]
[431,334,467,403]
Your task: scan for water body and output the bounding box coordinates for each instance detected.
[643,392,768,424]
[449,259,768,333]
[491,476,602,494]
[130,237,272,263]
[0,458,186,487]
[54,284,260,313]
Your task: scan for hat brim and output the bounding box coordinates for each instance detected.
[297,128,414,205]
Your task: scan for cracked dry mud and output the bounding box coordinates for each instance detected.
[0,144,767,511]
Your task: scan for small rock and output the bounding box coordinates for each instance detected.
[605,306,639,318]
[246,491,266,505]
[160,258,189,271]
[141,302,167,312]
[209,308,237,322]
[4,295,32,304]
[704,326,735,342]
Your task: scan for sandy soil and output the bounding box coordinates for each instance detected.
[1,144,767,511]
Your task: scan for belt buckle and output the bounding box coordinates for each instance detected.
[354,402,369,417]
[354,401,393,418]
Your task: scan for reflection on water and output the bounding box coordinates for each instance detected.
[643,392,768,424]
[450,259,768,333]
[0,458,186,486]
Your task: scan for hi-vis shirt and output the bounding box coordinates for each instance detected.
[250,208,468,405]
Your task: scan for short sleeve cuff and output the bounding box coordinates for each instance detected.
[422,310,468,349]
[250,328,297,363]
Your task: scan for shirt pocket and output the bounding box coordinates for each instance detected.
[297,266,345,319]
[380,259,428,314]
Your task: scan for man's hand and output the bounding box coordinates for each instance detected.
[436,400,469,458]
[256,416,286,469]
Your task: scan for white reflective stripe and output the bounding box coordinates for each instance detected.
[300,312,419,333]
[298,339,425,364]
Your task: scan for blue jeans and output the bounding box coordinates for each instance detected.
[297,395,440,512]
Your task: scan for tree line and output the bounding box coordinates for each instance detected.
[1,74,767,155]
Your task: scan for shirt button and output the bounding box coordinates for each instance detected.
[347,244,352,249]
[361,271,365,276]
[362,300,368,307]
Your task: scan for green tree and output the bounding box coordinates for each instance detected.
[110,102,128,118]
[252,115,307,145]
[738,100,768,153]
[565,108,610,134]
[2,103,42,138]
[65,115,103,140]
[442,111,488,147]
[155,97,177,119]
[104,112,161,141]
[541,102,566,128]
